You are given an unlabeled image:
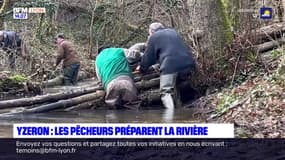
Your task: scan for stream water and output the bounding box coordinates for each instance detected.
[0,81,202,138]
[0,108,200,138]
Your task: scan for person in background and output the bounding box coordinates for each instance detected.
[54,33,81,86]
[124,42,146,70]
[137,22,195,109]
[125,42,160,72]
[0,30,28,69]
[95,46,144,109]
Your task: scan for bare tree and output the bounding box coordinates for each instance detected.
[87,0,100,59]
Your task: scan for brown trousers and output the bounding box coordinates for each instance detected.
[105,75,140,109]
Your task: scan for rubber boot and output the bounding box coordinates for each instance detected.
[160,74,177,109]
[161,93,175,109]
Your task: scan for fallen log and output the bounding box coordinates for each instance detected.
[134,72,159,82]
[239,22,285,45]
[42,76,63,88]
[64,98,104,111]
[42,70,158,88]
[63,80,195,111]
[23,91,105,113]
[0,74,161,109]
[66,89,162,110]
[228,23,285,54]
[140,90,161,107]
[42,71,90,87]
[1,76,196,114]
[136,77,160,90]
[254,22,285,42]
[26,89,161,113]
[0,84,102,109]
[254,38,285,53]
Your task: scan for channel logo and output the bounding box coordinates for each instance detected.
[13,7,46,19]
[260,7,273,19]
[13,8,28,19]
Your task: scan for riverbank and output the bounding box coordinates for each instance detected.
[190,49,285,138]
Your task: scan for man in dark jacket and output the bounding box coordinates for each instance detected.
[138,22,195,109]
[0,31,28,69]
[54,33,81,85]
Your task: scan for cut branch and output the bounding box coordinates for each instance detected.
[0,84,102,109]
[23,91,105,113]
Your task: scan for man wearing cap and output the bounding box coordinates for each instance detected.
[54,33,81,86]
[137,22,195,109]
[95,45,144,109]
[0,30,28,69]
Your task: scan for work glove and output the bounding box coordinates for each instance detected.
[151,64,160,73]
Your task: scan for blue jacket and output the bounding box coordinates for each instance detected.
[0,31,21,48]
[140,28,194,75]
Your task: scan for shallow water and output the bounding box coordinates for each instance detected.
[0,107,201,137]
[0,81,202,137]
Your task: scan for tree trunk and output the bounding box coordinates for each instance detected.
[36,13,45,40]
[88,6,96,59]
[0,0,8,14]
[282,0,285,21]
[0,0,9,30]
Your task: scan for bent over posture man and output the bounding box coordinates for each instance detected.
[95,47,141,109]
[54,34,81,85]
[138,22,195,109]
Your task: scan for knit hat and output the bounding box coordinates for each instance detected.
[149,22,165,33]
[56,33,65,39]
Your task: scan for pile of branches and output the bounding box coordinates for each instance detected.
[226,22,285,56]
[223,22,285,84]
[0,69,195,114]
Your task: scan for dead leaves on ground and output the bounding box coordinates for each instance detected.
[191,61,284,138]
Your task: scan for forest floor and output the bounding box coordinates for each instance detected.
[191,49,285,138]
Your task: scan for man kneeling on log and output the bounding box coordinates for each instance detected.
[137,22,195,109]
[54,33,81,86]
[95,45,145,109]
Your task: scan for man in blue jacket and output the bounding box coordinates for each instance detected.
[0,31,28,69]
[137,22,195,109]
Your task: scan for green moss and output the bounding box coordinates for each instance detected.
[271,49,283,58]
[216,93,238,113]
[218,0,234,43]
[9,75,28,83]
[0,74,28,92]
[247,51,258,63]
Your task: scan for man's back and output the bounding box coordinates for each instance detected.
[57,40,80,68]
[143,28,194,74]
[96,48,132,89]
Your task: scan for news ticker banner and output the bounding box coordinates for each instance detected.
[13,123,234,138]
[0,139,283,160]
